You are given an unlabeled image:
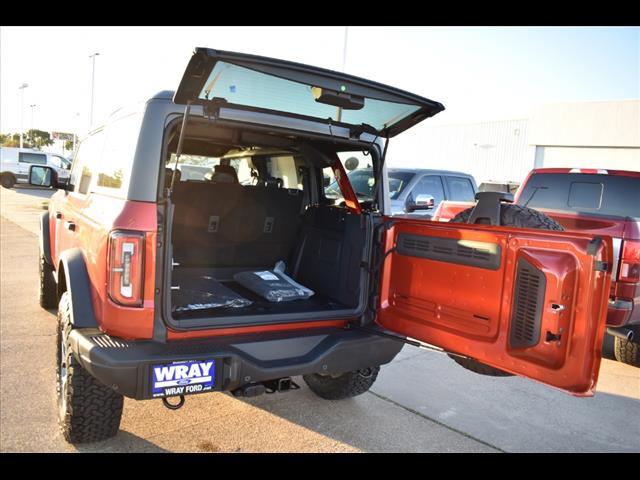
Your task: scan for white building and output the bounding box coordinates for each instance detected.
[393,100,640,185]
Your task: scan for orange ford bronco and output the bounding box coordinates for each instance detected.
[32,48,613,443]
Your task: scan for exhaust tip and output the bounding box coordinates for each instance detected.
[607,327,635,342]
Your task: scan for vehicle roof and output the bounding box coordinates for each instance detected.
[530,168,640,178]
[387,167,476,177]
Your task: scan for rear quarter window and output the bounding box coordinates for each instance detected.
[93,112,143,197]
[445,176,475,201]
[517,173,640,219]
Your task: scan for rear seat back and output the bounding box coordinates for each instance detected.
[172,181,303,268]
[291,205,366,307]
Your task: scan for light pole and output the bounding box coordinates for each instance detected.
[18,83,28,148]
[341,26,349,71]
[336,27,349,123]
[29,104,36,146]
[89,52,100,127]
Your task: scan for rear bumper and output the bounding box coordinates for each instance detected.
[607,297,640,327]
[69,326,403,400]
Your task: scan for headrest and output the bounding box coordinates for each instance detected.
[211,164,238,183]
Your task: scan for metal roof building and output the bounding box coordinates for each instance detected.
[393,100,640,185]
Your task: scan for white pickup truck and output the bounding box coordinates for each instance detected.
[0,147,71,188]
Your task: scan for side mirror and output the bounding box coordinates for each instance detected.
[29,165,58,189]
[407,194,435,212]
[323,176,331,187]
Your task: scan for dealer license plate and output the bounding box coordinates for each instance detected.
[151,359,216,398]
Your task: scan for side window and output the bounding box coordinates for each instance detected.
[445,176,475,202]
[266,156,302,189]
[51,155,69,170]
[95,112,143,196]
[69,130,105,195]
[409,175,445,206]
[18,152,47,165]
[323,151,375,203]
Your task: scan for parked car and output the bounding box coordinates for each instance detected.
[514,168,640,367]
[0,147,70,188]
[388,168,477,216]
[434,167,640,367]
[326,168,477,216]
[32,48,615,443]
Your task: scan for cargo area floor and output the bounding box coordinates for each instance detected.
[171,268,349,320]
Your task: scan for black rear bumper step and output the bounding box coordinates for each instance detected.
[69,327,403,400]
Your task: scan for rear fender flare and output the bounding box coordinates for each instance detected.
[57,249,99,328]
[39,211,53,265]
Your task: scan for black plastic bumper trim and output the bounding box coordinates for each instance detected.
[69,327,403,400]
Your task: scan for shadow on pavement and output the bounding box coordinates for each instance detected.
[7,185,55,199]
[75,431,169,453]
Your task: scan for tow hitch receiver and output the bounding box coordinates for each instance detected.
[231,377,300,398]
[264,377,300,394]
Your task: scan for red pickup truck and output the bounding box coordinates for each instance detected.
[433,168,640,367]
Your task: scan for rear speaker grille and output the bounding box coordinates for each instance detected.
[509,259,545,348]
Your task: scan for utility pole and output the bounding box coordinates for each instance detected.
[89,52,100,127]
[18,83,28,148]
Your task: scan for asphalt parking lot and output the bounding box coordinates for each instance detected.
[1,186,638,453]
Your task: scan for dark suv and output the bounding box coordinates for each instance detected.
[33,48,615,443]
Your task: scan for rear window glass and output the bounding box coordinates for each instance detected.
[517,173,640,219]
[199,61,422,132]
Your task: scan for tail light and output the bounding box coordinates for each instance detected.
[108,230,145,306]
[618,240,640,283]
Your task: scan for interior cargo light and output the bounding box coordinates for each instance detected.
[108,230,145,306]
[618,240,640,283]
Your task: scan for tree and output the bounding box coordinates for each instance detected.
[64,139,75,152]
[25,129,53,149]
[0,133,24,148]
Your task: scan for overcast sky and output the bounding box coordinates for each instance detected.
[1,26,638,155]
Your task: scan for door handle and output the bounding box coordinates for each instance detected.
[64,221,76,232]
[55,212,63,219]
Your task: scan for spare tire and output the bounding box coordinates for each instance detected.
[448,203,564,376]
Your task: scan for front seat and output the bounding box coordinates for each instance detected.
[210,164,239,183]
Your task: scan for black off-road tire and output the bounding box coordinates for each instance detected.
[451,203,564,231]
[1,173,16,189]
[447,203,564,377]
[614,336,640,367]
[303,367,380,400]
[57,292,123,443]
[39,253,57,309]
